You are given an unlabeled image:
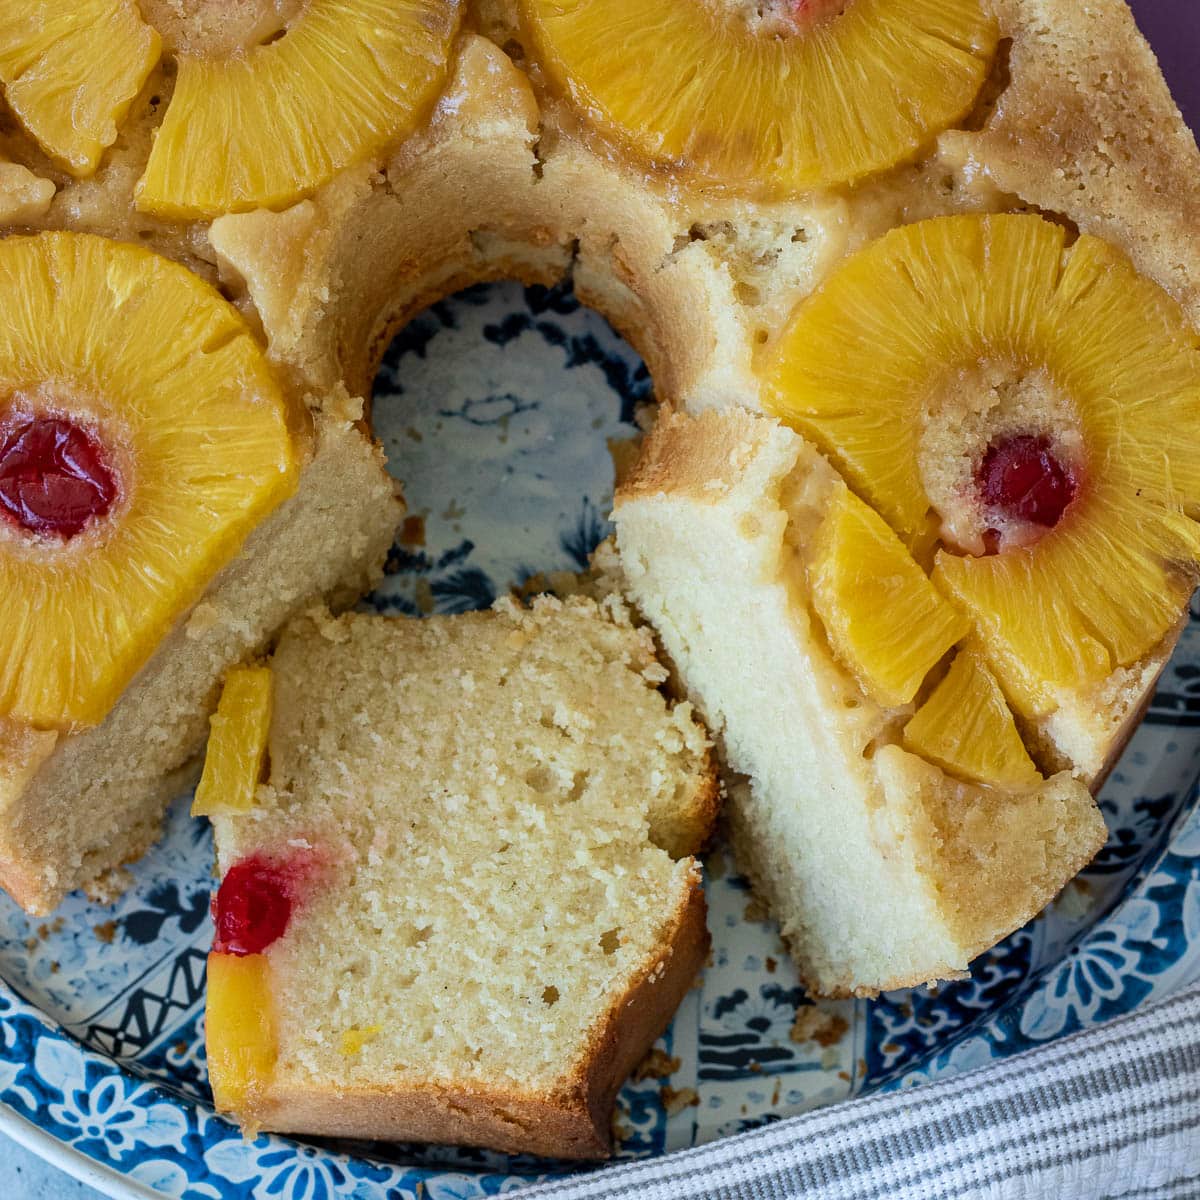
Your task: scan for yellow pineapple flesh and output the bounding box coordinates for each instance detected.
[809,485,969,707]
[520,0,996,195]
[206,951,276,1114]
[137,0,464,219]
[192,667,274,818]
[766,213,1200,717]
[0,1,161,177]
[903,650,1040,788]
[0,232,300,729]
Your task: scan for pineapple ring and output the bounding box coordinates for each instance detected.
[520,0,997,195]
[0,232,300,729]
[0,1,162,177]
[765,212,1200,717]
[136,0,464,219]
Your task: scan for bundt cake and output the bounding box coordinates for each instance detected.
[198,596,714,1157]
[0,0,1195,1152]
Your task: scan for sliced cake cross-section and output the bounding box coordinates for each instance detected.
[200,595,715,1157]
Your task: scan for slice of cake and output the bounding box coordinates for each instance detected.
[200,595,715,1157]
[614,406,1109,997]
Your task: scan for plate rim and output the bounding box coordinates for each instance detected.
[0,1106,157,1200]
[2,780,1197,1200]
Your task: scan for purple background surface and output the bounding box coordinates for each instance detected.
[1129,0,1200,131]
[1,5,1198,1200]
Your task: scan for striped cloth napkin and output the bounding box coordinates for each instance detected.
[514,981,1200,1200]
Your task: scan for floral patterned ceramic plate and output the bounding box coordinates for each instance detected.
[1,280,1199,1200]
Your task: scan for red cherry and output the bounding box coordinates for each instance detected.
[0,415,118,538]
[211,854,300,956]
[977,434,1076,530]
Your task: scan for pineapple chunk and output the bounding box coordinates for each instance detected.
[767,213,1200,712]
[0,160,55,224]
[193,667,273,818]
[0,233,300,729]
[521,0,995,194]
[137,0,463,219]
[206,952,277,1114]
[810,486,969,706]
[339,1025,381,1057]
[903,650,1040,788]
[0,1,161,176]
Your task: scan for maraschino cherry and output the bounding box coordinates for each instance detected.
[977,434,1076,530]
[212,853,307,956]
[0,415,117,538]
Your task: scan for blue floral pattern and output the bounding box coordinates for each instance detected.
[1,280,1198,1199]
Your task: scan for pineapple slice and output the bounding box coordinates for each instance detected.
[809,485,969,706]
[137,0,463,219]
[206,952,277,1114]
[0,2,162,177]
[903,650,1040,788]
[520,0,995,195]
[0,232,300,729]
[766,213,1200,715]
[192,667,273,818]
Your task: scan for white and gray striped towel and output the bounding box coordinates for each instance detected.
[514,981,1200,1200]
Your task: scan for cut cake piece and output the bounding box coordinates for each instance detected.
[0,408,400,914]
[614,407,1108,997]
[202,595,715,1157]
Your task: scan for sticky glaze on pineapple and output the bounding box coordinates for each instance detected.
[0,232,300,730]
[0,414,118,538]
[767,212,1200,722]
[521,0,997,195]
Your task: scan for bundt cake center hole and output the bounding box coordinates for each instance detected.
[0,409,119,539]
[368,280,649,618]
[917,360,1083,556]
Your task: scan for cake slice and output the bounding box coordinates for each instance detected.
[614,407,1109,997]
[201,595,715,1157]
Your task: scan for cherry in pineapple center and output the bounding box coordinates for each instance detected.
[0,413,118,539]
[978,433,1076,533]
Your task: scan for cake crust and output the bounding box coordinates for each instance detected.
[944,0,1200,323]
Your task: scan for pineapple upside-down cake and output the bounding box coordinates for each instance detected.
[0,0,1195,1105]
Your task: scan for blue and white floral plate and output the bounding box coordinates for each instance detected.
[2,281,1199,1200]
